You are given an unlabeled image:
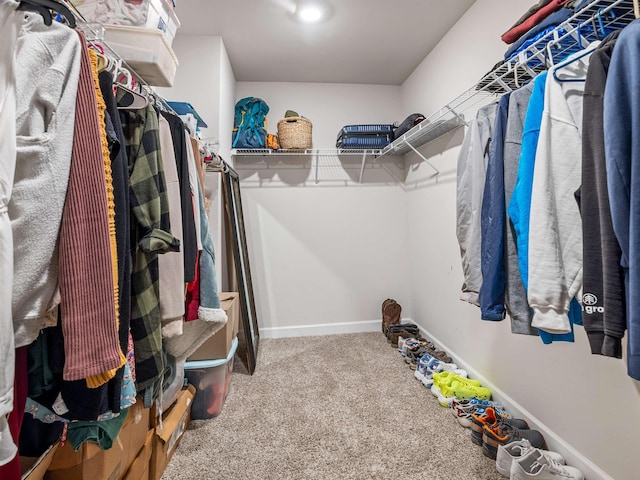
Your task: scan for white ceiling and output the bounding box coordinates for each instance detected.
[174,0,476,85]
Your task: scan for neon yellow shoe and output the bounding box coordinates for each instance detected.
[441,380,492,402]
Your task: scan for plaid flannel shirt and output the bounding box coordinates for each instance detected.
[118,94,179,401]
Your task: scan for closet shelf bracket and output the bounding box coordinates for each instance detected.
[403,139,439,177]
[358,150,368,183]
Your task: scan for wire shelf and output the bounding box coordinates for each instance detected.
[378,0,634,167]
[232,148,383,156]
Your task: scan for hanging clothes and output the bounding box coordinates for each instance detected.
[502,81,538,336]
[118,94,179,405]
[604,19,640,380]
[0,0,22,468]
[580,30,625,359]
[158,112,185,338]
[58,33,125,386]
[160,111,198,284]
[456,102,498,307]
[507,72,577,344]
[528,42,599,334]
[480,92,511,321]
[11,13,82,348]
[99,69,132,412]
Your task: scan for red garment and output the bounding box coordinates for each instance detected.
[502,0,568,44]
[185,251,201,321]
[0,347,27,480]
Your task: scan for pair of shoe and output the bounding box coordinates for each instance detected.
[404,345,452,369]
[451,398,504,428]
[470,407,528,446]
[431,371,492,407]
[385,322,419,346]
[497,439,584,479]
[483,419,546,461]
[414,354,466,387]
[381,299,401,333]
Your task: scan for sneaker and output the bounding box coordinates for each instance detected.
[414,353,438,383]
[420,359,468,387]
[431,373,484,407]
[451,398,503,418]
[496,439,565,478]
[440,379,492,403]
[482,420,546,460]
[470,407,528,446]
[511,449,584,479]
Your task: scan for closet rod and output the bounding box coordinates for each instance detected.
[61,0,179,116]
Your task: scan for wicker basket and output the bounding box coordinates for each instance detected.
[277,117,312,149]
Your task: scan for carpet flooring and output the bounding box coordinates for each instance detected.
[161,332,505,480]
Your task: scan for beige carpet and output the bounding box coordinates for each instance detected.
[161,332,504,480]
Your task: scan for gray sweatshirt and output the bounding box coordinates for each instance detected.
[0,0,23,467]
[503,82,537,336]
[11,14,82,347]
[457,102,498,306]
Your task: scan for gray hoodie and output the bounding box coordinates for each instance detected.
[0,0,23,467]
[456,102,498,306]
[11,14,82,347]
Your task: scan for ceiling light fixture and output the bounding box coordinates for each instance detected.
[293,1,332,24]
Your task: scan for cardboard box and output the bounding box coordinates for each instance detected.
[149,385,195,480]
[20,442,59,480]
[122,430,153,480]
[44,436,123,480]
[119,399,151,474]
[187,292,239,360]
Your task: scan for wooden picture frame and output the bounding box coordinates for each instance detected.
[221,164,260,374]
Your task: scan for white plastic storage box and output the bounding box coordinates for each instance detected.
[104,25,179,87]
[69,0,181,45]
[184,337,238,420]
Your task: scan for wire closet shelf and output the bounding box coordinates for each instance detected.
[377,0,634,164]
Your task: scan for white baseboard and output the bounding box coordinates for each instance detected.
[409,319,613,480]
[260,319,380,339]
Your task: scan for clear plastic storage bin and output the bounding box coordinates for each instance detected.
[184,337,238,420]
[70,0,180,45]
[104,25,179,87]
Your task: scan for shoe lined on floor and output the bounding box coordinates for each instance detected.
[470,407,528,446]
[440,379,492,404]
[510,448,583,479]
[386,323,419,345]
[414,353,438,382]
[496,439,566,478]
[482,420,546,460]
[381,299,401,333]
[451,398,503,417]
[431,373,484,407]
[419,358,467,387]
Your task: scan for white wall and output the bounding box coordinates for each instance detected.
[157,35,223,141]
[234,82,409,336]
[401,1,640,479]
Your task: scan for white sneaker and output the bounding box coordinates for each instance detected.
[511,449,584,480]
[496,439,565,477]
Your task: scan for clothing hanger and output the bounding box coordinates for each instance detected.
[17,0,76,28]
[634,0,639,19]
[552,40,598,83]
[114,64,148,110]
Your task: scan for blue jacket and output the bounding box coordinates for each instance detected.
[604,19,640,380]
[508,72,578,344]
[480,93,511,320]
